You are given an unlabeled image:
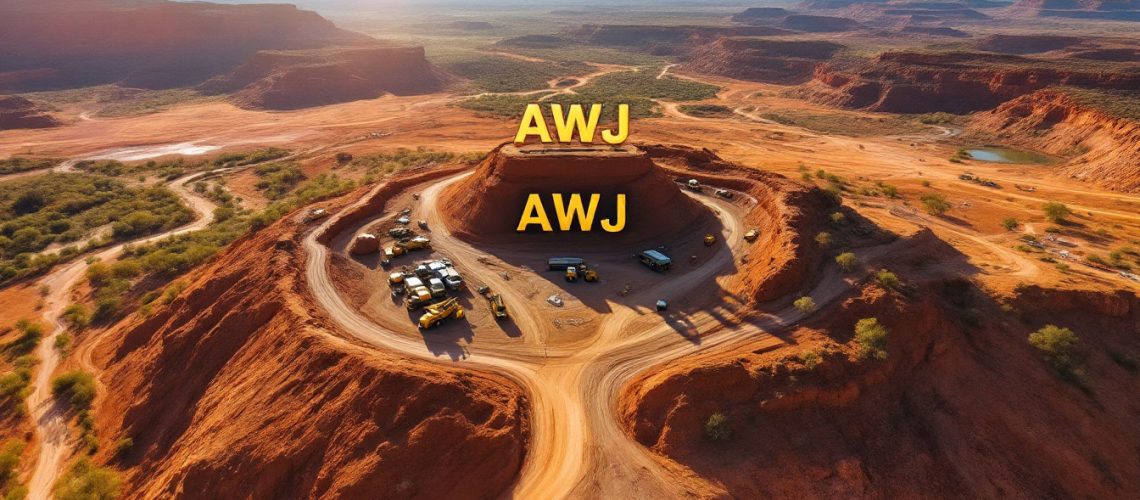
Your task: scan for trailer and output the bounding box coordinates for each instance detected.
[639,250,672,272]
[548,257,585,271]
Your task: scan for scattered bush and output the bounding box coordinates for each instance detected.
[0,438,26,492]
[875,269,901,290]
[704,412,732,442]
[920,193,950,216]
[1043,202,1071,224]
[1028,325,1080,373]
[52,457,121,500]
[814,231,832,248]
[51,371,96,412]
[1001,217,1019,231]
[854,318,889,361]
[829,212,845,225]
[793,296,817,314]
[835,252,858,273]
[799,351,821,370]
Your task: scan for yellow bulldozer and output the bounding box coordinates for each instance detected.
[418,297,465,329]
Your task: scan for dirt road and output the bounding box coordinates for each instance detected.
[23,165,219,500]
[303,169,908,498]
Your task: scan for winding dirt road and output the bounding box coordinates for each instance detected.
[303,170,903,498]
[19,161,220,500]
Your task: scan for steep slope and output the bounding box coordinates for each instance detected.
[798,51,1140,113]
[685,38,845,84]
[622,257,1140,497]
[439,144,710,245]
[974,89,1140,192]
[90,212,528,498]
[199,46,448,110]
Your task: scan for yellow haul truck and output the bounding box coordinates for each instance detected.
[418,297,465,329]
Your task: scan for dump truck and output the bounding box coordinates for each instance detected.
[639,249,672,272]
[403,236,431,251]
[486,293,508,320]
[388,227,414,239]
[565,266,579,282]
[704,234,715,246]
[418,297,465,329]
[580,265,598,282]
[405,286,434,310]
[548,257,585,271]
[687,179,701,191]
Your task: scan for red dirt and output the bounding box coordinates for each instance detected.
[90,212,528,499]
[621,244,1140,498]
[973,89,1140,192]
[439,143,710,246]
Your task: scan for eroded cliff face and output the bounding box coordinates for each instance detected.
[0,96,59,130]
[796,51,1140,114]
[91,212,528,499]
[200,46,448,110]
[974,89,1140,192]
[620,270,1140,498]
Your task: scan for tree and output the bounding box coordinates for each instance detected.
[1001,217,1019,231]
[814,231,832,248]
[855,318,889,361]
[921,193,950,216]
[835,252,858,273]
[794,296,817,314]
[1029,325,1080,372]
[704,412,732,442]
[1043,202,1071,224]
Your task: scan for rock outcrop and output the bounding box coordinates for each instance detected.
[0,95,59,130]
[92,210,528,499]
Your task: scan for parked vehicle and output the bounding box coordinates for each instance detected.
[639,249,672,272]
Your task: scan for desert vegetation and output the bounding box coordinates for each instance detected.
[445,56,593,93]
[0,157,57,175]
[0,174,194,283]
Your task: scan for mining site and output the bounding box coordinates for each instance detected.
[1,0,1139,499]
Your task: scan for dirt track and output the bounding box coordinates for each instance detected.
[22,164,220,500]
[303,169,906,497]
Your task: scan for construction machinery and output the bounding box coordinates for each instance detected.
[486,292,508,320]
[580,265,599,282]
[565,266,578,282]
[385,236,431,259]
[704,233,716,246]
[744,228,760,242]
[548,257,585,271]
[405,286,434,310]
[687,179,701,191]
[418,297,465,329]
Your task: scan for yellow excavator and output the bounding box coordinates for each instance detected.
[418,297,465,329]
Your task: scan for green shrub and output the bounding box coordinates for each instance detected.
[0,439,25,490]
[814,231,832,248]
[1001,217,1019,231]
[704,412,732,442]
[854,318,889,361]
[1043,202,1071,224]
[51,371,96,412]
[799,351,821,370]
[793,296,817,314]
[921,193,950,216]
[1028,325,1080,372]
[52,457,121,500]
[835,252,858,273]
[62,304,90,331]
[875,269,901,290]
